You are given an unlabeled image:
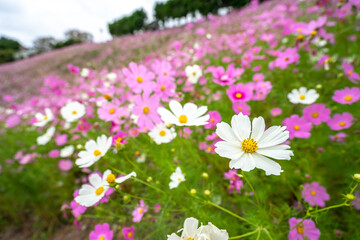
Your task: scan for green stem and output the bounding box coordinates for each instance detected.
[229,229,259,239]
[206,200,255,226]
[256,230,261,240]
[241,171,260,207]
[309,202,347,215]
[263,228,273,240]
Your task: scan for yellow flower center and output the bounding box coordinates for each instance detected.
[186,238,195,240]
[294,125,300,131]
[143,106,150,114]
[159,130,166,136]
[139,208,143,213]
[312,112,319,118]
[210,118,215,123]
[103,94,111,100]
[348,71,353,76]
[135,151,140,156]
[106,173,116,184]
[310,190,316,196]
[299,95,306,100]
[311,30,317,36]
[109,108,115,114]
[163,71,167,75]
[127,232,133,237]
[178,178,182,181]
[95,186,104,195]
[192,72,196,76]
[235,93,242,99]
[297,34,304,40]
[115,137,122,144]
[344,96,352,101]
[179,115,188,124]
[207,146,212,151]
[241,138,258,153]
[72,110,77,115]
[297,226,304,234]
[99,236,105,240]
[284,57,289,61]
[160,85,166,91]
[136,76,143,83]
[94,149,101,157]
[339,122,346,127]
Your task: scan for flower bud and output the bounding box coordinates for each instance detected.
[190,189,197,195]
[204,189,211,196]
[353,173,360,182]
[202,172,209,178]
[345,193,356,201]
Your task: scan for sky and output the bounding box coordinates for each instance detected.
[0,0,163,47]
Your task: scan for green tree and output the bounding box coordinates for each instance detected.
[108,9,147,37]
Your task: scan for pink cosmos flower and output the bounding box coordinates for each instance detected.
[75,120,92,133]
[98,100,128,123]
[112,131,127,147]
[226,83,253,102]
[288,218,320,240]
[132,200,148,223]
[302,182,330,207]
[271,108,282,116]
[329,132,347,143]
[49,150,60,158]
[154,76,176,102]
[327,112,354,130]
[273,48,300,69]
[252,81,272,101]
[55,134,68,146]
[204,111,221,129]
[252,73,264,82]
[132,93,162,130]
[6,115,21,128]
[351,192,360,210]
[232,101,250,115]
[283,115,313,139]
[58,159,73,171]
[224,170,243,194]
[153,204,161,213]
[342,61,360,83]
[122,226,135,240]
[332,87,360,105]
[89,223,113,240]
[151,59,175,78]
[122,62,155,93]
[303,104,330,125]
[212,64,238,86]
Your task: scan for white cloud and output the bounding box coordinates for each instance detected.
[0,0,160,47]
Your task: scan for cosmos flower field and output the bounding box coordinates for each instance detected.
[1,0,360,239]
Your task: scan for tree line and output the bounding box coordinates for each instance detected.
[108,0,263,37]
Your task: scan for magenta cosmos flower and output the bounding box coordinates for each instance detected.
[226,83,253,102]
[123,62,156,93]
[288,218,320,240]
[112,131,127,147]
[132,93,162,130]
[89,223,113,240]
[329,132,347,143]
[132,200,148,223]
[283,115,313,139]
[302,182,330,207]
[224,170,243,194]
[204,111,221,129]
[303,104,330,125]
[332,87,360,104]
[351,192,360,210]
[212,64,238,86]
[327,112,354,130]
[122,226,135,240]
[342,61,360,83]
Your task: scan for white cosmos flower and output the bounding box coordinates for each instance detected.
[185,64,202,84]
[75,169,136,207]
[104,72,117,83]
[36,127,56,145]
[214,113,293,176]
[157,100,209,126]
[60,101,86,122]
[75,135,112,168]
[80,68,90,77]
[167,217,200,240]
[198,222,229,240]
[60,145,75,157]
[287,87,319,104]
[148,123,177,144]
[169,167,185,189]
[34,108,53,127]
